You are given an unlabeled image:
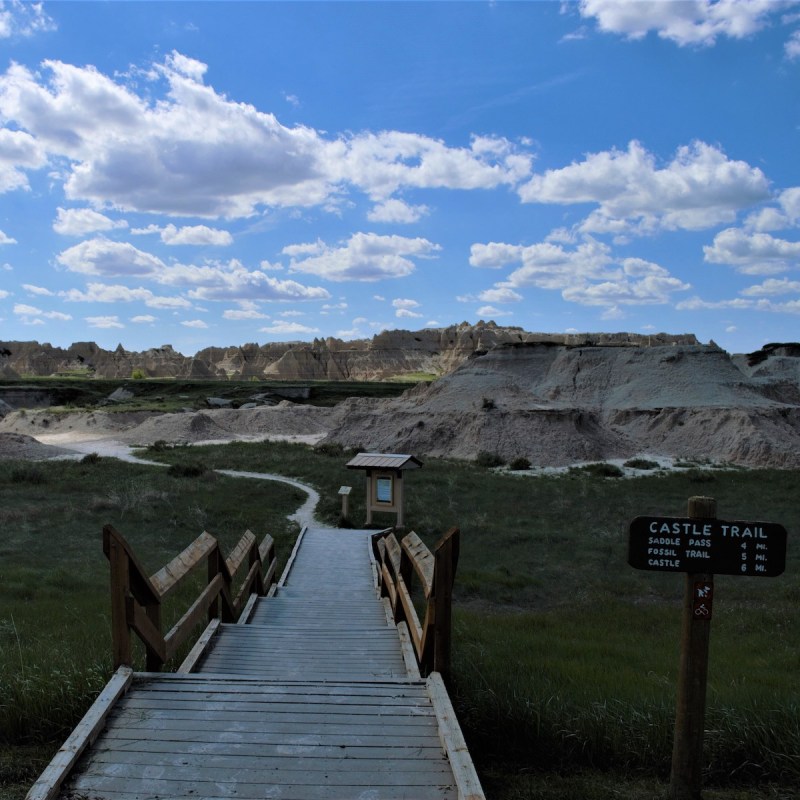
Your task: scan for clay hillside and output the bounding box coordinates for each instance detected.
[321,339,800,468]
[0,323,697,381]
[2,326,799,469]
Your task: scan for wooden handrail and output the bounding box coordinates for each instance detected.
[372,526,460,682]
[103,524,278,671]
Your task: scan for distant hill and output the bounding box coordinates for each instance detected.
[0,323,699,381]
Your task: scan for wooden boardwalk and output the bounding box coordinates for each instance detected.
[30,527,483,800]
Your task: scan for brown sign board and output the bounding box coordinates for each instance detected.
[628,516,787,577]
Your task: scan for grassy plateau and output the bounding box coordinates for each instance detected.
[0,435,798,799]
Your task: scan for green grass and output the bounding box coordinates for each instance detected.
[1,442,799,799]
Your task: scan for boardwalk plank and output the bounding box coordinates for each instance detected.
[49,528,480,800]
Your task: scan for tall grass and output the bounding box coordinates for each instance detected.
[2,443,798,799]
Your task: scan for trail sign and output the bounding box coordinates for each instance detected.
[628,516,787,577]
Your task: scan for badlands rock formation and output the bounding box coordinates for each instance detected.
[0,324,697,381]
[321,341,800,468]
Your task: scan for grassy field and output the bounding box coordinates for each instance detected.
[1,440,798,799]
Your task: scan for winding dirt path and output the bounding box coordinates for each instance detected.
[37,434,323,528]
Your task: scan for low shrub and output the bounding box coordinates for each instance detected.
[81,452,101,464]
[10,465,47,484]
[569,462,624,478]
[623,458,659,470]
[476,451,504,468]
[509,457,531,471]
[166,461,210,478]
[315,442,345,458]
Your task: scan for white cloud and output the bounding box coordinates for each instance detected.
[13,302,71,320]
[0,128,47,192]
[133,223,234,246]
[181,319,208,329]
[703,228,800,274]
[561,258,690,307]
[740,278,800,297]
[472,237,618,290]
[223,301,268,320]
[53,207,128,236]
[476,305,512,317]
[0,1,56,39]
[367,199,429,224]
[85,315,124,329]
[518,141,769,236]
[59,282,192,309]
[392,298,420,310]
[131,315,156,323]
[579,0,791,47]
[260,321,320,335]
[472,237,688,311]
[396,308,423,319]
[337,132,532,201]
[0,289,8,299]
[0,229,17,244]
[0,53,533,219]
[22,284,53,295]
[478,287,523,303]
[677,295,800,315]
[57,238,166,276]
[285,232,440,282]
[787,29,800,59]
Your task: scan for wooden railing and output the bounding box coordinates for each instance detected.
[372,526,459,682]
[103,524,277,671]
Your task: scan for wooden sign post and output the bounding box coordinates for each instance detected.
[628,496,788,800]
[671,496,715,800]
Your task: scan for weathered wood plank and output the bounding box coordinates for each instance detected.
[402,531,435,598]
[25,666,133,800]
[164,572,226,660]
[176,618,220,674]
[428,672,486,800]
[224,529,256,579]
[149,530,218,599]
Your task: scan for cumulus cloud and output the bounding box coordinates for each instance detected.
[579,0,794,47]
[260,321,320,335]
[223,301,268,320]
[0,1,56,39]
[561,258,691,307]
[0,128,47,192]
[471,237,618,289]
[22,284,53,295]
[367,199,430,224]
[13,302,71,320]
[787,28,800,59]
[85,315,124,328]
[0,228,17,244]
[59,282,192,309]
[478,287,523,303]
[55,238,330,304]
[518,141,769,237]
[740,277,800,296]
[337,132,531,201]
[131,314,156,323]
[471,237,689,312]
[285,232,441,282]
[476,305,512,317]
[703,228,800,273]
[181,319,208,329]
[132,223,233,246]
[0,53,533,220]
[53,207,128,236]
[57,238,165,276]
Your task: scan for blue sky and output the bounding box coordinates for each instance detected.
[0,1,799,355]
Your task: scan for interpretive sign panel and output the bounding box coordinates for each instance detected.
[628,516,787,577]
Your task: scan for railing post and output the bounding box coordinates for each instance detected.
[144,602,163,672]
[107,532,132,669]
[433,527,460,684]
[207,545,221,623]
